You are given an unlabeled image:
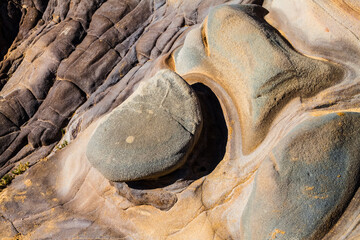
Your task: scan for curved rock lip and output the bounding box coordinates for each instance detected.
[86,69,202,182]
[173,4,345,155]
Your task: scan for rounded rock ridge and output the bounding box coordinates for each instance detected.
[86,69,202,182]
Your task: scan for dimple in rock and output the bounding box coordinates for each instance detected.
[126,136,135,144]
[86,69,202,182]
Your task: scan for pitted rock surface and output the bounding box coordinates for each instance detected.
[242,112,360,240]
[87,69,202,181]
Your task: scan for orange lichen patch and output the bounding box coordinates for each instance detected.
[314,195,329,199]
[325,27,330,32]
[303,186,329,199]
[337,112,345,116]
[302,186,329,199]
[270,229,285,239]
[40,157,48,162]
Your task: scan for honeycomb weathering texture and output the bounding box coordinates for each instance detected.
[0,0,360,239]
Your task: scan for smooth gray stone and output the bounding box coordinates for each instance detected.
[86,69,202,181]
[242,112,360,240]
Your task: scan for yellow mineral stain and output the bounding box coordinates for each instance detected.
[270,229,286,239]
[45,221,56,234]
[24,179,32,187]
[9,233,24,240]
[0,190,10,207]
[303,186,328,199]
[310,108,360,117]
[314,195,329,199]
[228,120,234,138]
[201,18,210,56]
[126,136,135,143]
[14,195,26,203]
[276,28,290,42]
[165,53,176,71]
[337,175,341,178]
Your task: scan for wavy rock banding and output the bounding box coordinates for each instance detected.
[173,4,345,154]
[0,0,360,239]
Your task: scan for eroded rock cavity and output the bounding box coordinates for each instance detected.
[174,4,345,154]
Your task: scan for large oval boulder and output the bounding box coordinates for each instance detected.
[86,69,202,181]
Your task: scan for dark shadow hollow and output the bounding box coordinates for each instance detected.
[126,82,228,190]
[0,0,21,61]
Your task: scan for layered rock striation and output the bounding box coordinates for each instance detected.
[0,0,360,239]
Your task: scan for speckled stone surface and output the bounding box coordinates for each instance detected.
[86,69,202,181]
[242,112,360,239]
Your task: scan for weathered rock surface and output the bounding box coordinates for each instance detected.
[242,112,360,239]
[87,69,202,181]
[0,0,360,239]
[173,4,345,154]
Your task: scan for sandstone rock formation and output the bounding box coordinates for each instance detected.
[173,4,344,154]
[1,0,360,239]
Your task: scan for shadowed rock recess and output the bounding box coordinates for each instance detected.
[1,0,360,239]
